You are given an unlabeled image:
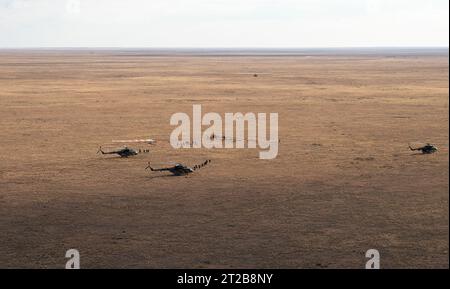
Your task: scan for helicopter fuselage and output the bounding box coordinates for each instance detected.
[116,148,139,157]
[169,165,194,176]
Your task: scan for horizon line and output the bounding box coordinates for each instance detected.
[0,46,449,50]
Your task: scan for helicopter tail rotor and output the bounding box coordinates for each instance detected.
[97,146,105,154]
[145,162,154,171]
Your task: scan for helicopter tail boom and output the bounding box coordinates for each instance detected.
[409,145,418,151]
[145,162,167,171]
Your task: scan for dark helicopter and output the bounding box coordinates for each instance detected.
[146,160,211,176]
[409,143,438,154]
[97,146,139,158]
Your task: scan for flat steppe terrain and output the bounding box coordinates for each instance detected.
[0,49,448,268]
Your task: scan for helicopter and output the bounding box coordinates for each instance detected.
[97,146,141,158]
[145,160,211,176]
[409,143,438,154]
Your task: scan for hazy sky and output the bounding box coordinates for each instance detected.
[0,0,448,47]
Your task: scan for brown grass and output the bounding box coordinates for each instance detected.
[0,50,448,268]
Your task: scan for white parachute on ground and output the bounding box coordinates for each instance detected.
[112,138,156,145]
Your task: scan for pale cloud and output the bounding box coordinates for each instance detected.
[0,0,448,47]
